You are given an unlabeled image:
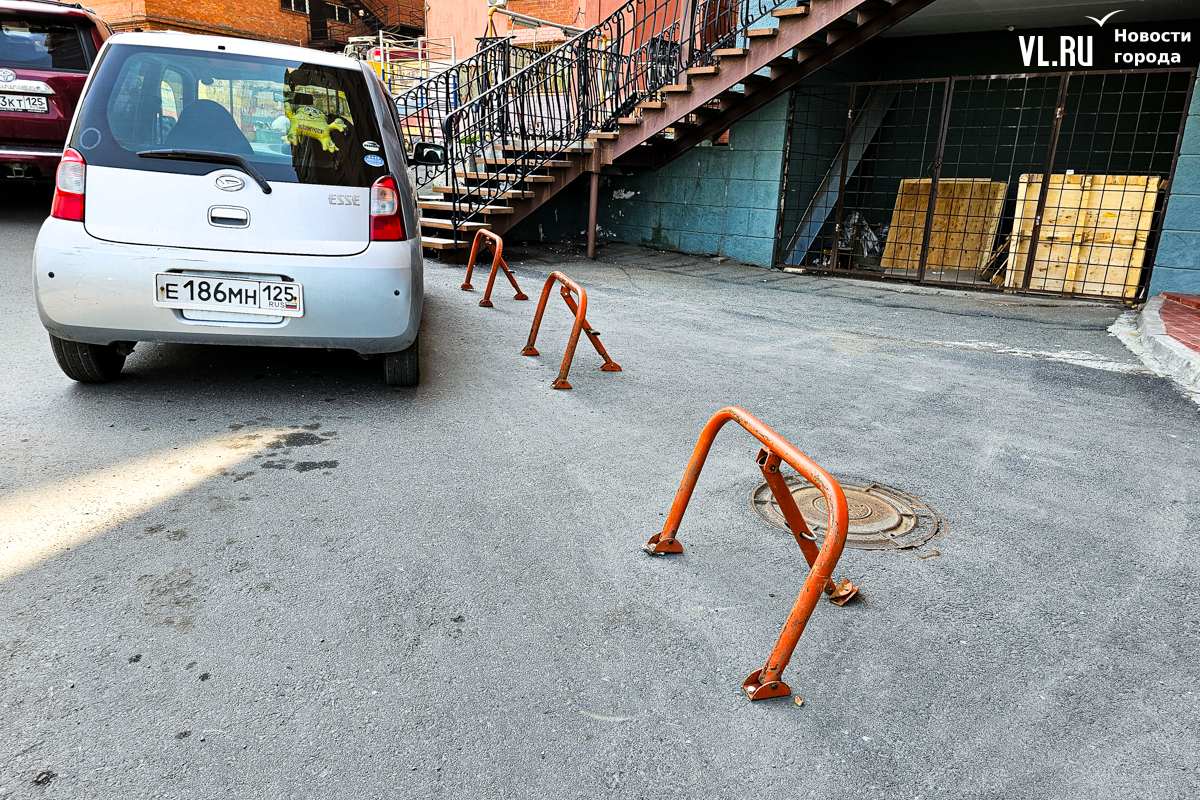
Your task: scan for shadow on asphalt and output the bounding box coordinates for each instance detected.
[1,181,53,222]
[117,343,405,394]
[86,304,440,398]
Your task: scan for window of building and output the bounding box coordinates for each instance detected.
[280,0,352,23]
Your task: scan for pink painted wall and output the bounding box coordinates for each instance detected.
[426,0,685,58]
[590,0,622,26]
[425,0,492,56]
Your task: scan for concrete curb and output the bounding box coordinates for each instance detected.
[1116,295,1200,398]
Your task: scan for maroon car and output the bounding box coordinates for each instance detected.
[1,0,111,180]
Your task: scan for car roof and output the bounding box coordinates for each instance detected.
[104,31,363,70]
[0,0,101,21]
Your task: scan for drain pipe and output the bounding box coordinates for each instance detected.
[587,171,599,259]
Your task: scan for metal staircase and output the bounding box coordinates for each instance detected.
[405,0,938,252]
[309,0,424,48]
[337,0,423,35]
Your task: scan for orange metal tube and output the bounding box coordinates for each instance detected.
[521,271,621,389]
[757,449,836,595]
[645,407,850,701]
[461,230,528,307]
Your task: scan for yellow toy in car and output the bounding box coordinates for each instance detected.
[284,105,347,153]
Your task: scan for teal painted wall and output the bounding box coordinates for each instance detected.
[1150,83,1200,296]
[510,94,791,267]
[598,95,790,267]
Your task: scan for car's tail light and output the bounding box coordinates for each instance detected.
[370,175,405,241]
[51,148,86,222]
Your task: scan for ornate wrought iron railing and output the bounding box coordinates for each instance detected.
[439,40,585,226]
[395,37,545,186]
[690,0,809,65]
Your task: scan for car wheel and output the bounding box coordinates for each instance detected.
[383,337,419,387]
[49,334,128,383]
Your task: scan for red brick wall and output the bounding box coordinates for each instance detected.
[89,0,423,48]
[506,0,586,27]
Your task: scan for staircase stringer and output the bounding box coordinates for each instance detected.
[650,0,938,166]
[600,0,938,168]
[485,154,593,237]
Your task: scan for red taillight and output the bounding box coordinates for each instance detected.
[370,175,406,241]
[51,148,86,222]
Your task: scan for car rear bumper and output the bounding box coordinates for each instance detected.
[0,144,61,178]
[33,217,424,354]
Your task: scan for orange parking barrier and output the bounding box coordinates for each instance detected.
[521,271,621,390]
[460,230,528,307]
[645,407,858,701]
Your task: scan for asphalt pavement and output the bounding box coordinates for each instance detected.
[2,183,1198,799]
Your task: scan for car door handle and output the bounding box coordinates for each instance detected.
[209,206,250,228]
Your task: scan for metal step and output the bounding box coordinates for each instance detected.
[824,21,857,44]
[432,186,535,200]
[420,218,491,231]
[418,200,515,215]
[741,73,771,88]
[421,236,472,250]
[772,5,809,19]
[477,158,574,169]
[499,143,591,154]
[456,171,556,183]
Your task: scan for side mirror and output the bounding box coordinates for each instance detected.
[411,141,446,166]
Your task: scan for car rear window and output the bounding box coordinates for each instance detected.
[0,14,93,71]
[72,43,390,188]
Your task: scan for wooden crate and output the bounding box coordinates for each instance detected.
[880,178,1008,275]
[1006,174,1161,299]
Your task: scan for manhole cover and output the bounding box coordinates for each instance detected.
[750,476,943,551]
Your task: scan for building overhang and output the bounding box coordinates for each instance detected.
[885,0,1198,37]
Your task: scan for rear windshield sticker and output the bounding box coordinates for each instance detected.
[79,127,102,150]
[364,154,385,167]
[362,140,380,152]
[285,104,347,153]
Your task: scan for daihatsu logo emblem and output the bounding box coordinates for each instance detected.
[215,174,245,192]
[0,69,15,83]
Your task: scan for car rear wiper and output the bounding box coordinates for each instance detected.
[137,149,272,194]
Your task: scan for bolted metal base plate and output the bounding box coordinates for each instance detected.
[751,475,943,551]
[742,668,791,701]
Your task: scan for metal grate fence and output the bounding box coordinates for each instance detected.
[777,69,1196,301]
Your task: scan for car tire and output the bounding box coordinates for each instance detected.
[383,337,419,387]
[49,334,127,383]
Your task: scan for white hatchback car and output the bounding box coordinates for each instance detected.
[33,31,444,385]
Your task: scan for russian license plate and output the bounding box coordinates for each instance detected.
[154,273,304,317]
[0,94,49,113]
